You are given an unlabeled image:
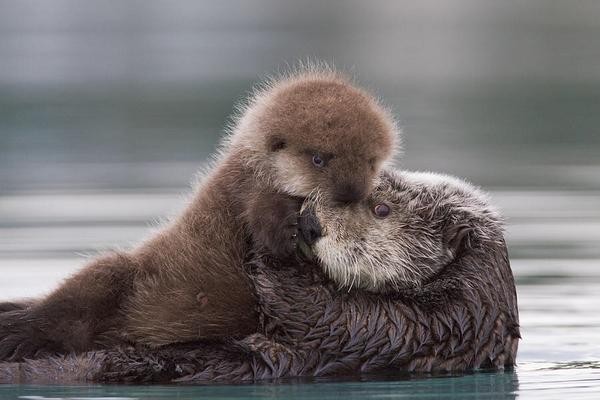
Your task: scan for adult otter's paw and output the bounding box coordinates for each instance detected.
[236,333,295,358]
[247,193,303,259]
[100,346,190,383]
[0,309,56,361]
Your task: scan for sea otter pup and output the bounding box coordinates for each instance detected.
[0,170,520,383]
[0,66,398,361]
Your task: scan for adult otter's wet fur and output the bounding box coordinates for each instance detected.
[0,170,520,384]
[0,66,398,360]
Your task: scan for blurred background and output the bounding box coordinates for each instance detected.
[0,0,600,395]
[2,0,600,192]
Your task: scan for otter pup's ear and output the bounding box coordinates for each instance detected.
[444,223,473,259]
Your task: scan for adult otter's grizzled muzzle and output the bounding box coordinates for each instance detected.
[299,207,322,246]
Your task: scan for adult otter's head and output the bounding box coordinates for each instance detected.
[299,169,504,292]
[228,65,399,203]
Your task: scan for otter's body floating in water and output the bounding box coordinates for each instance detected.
[0,66,398,360]
[0,170,519,384]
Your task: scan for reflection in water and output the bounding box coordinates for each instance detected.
[1,371,520,400]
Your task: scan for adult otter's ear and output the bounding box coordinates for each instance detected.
[444,224,473,259]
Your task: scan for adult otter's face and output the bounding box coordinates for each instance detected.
[299,170,502,292]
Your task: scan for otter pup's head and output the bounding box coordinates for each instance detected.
[299,170,504,292]
[228,66,399,203]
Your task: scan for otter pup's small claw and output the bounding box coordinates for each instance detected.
[248,193,303,259]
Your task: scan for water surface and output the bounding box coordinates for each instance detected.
[1,190,599,399]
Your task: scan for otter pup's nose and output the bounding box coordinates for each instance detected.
[333,183,366,204]
[299,208,322,246]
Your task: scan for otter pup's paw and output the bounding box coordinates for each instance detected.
[249,194,303,259]
[0,310,56,361]
[266,195,303,258]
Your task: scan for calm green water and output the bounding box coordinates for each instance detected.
[0,372,521,399]
[0,364,598,399]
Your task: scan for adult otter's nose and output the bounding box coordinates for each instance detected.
[299,208,323,246]
[333,183,366,204]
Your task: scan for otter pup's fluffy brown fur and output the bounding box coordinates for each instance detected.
[0,170,519,383]
[0,66,398,360]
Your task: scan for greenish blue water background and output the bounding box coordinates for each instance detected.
[1,0,600,398]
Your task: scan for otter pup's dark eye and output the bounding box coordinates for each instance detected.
[270,138,286,152]
[368,157,377,171]
[373,203,390,218]
[312,154,326,168]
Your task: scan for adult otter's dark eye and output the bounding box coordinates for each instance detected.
[373,203,390,218]
[312,154,325,168]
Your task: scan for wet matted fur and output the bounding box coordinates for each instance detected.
[0,171,520,384]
